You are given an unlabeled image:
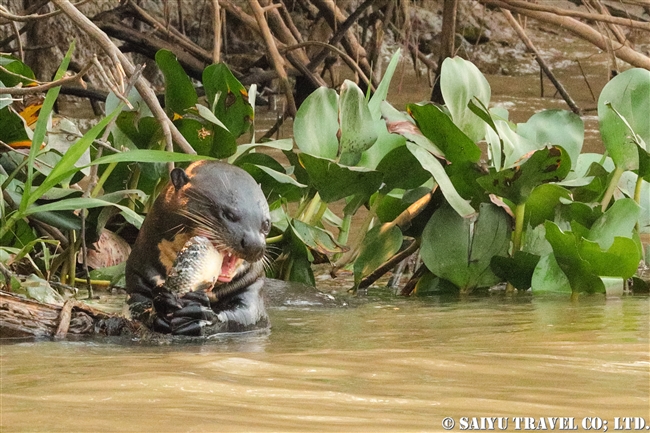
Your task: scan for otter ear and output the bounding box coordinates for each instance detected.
[170,168,190,191]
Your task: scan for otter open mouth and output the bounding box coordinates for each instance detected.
[218,251,244,283]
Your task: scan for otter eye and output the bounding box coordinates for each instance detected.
[222,209,240,223]
[261,218,271,235]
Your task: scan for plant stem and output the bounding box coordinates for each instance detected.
[512,202,526,253]
[633,175,644,232]
[310,200,329,226]
[332,198,380,272]
[601,166,625,212]
[506,202,526,293]
[301,192,321,223]
[91,162,118,198]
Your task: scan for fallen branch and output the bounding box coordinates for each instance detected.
[358,239,420,290]
[479,0,650,70]
[0,290,139,339]
[489,0,650,31]
[501,9,581,114]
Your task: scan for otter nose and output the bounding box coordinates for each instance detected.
[240,232,266,262]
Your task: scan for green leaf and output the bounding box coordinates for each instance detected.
[155,49,198,115]
[530,253,572,294]
[25,197,143,228]
[0,107,31,146]
[298,153,383,203]
[407,103,481,165]
[27,104,125,208]
[440,56,490,142]
[525,184,571,228]
[290,219,345,255]
[421,203,510,291]
[477,146,572,205]
[202,63,254,138]
[518,109,584,170]
[598,68,650,170]
[353,224,403,285]
[174,117,236,158]
[544,221,640,293]
[229,138,293,164]
[376,145,430,191]
[491,251,540,290]
[368,49,401,120]
[0,55,36,87]
[405,142,476,218]
[294,87,339,159]
[587,198,640,250]
[91,149,211,166]
[338,80,378,165]
[22,42,74,211]
[239,163,306,203]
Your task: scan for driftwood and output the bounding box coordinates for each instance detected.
[0,290,140,339]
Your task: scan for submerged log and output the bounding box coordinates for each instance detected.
[0,290,140,339]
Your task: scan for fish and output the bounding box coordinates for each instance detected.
[166,236,223,295]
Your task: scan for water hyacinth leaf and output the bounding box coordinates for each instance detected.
[587,198,640,250]
[202,63,254,138]
[376,145,431,191]
[354,224,403,285]
[383,102,444,159]
[407,103,481,165]
[406,142,475,218]
[0,55,36,87]
[354,117,406,170]
[544,221,640,293]
[368,49,401,120]
[155,50,197,115]
[598,68,650,170]
[525,184,571,228]
[491,251,540,290]
[298,153,383,203]
[486,119,541,170]
[174,117,236,158]
[290,219,345,255]
[115,112,161,149]
[294,87,339,159]
[530,253,572,294]
[518,110,584,170]
[338,80,378,165]
[239,163,306,203]
[0,82,11,110]
[420,203,510,291]
[440,56,490,142]
[477,146,571,205]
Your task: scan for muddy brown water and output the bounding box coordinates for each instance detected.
[4,34,650,432]
[2,295,649,432]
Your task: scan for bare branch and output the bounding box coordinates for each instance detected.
[51,0,195,155]
[0,63,93,95]
[0,0,89,23]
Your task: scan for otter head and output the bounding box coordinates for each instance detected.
[171,161,270,283]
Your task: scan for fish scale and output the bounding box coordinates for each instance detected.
[166,236,223,294]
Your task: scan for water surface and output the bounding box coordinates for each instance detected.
[2,294,648,432]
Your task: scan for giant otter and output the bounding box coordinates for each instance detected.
[125,160,271,336]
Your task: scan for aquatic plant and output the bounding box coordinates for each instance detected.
[1,49,648,298]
